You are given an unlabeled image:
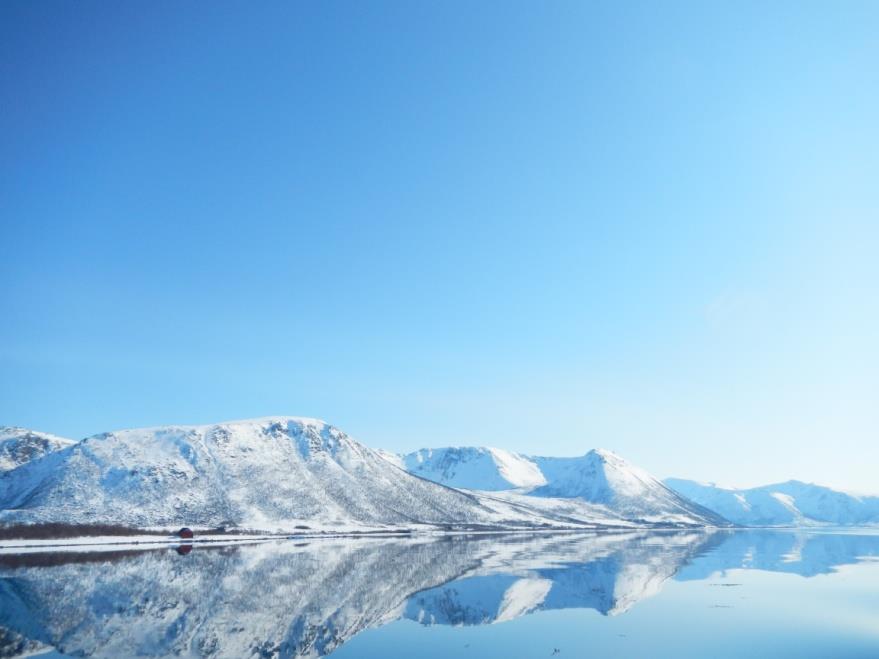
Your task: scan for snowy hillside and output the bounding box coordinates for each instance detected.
[386,447,727,526]
[0,417,546,531]
[401,447,546,490]
[665,478,879,527]
[0,427,75,472]
[0,418,727,531]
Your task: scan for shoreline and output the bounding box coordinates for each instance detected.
[3,523,877,555]
[0,524,727,554]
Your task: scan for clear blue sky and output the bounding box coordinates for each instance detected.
[2,2,877,491]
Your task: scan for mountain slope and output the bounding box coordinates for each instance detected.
[386,447,727,526]
[665,478,879,527]
[0,427,76,472]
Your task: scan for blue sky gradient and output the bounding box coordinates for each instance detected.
[2,2,877,490]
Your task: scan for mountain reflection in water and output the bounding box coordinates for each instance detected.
[1,530,877,658]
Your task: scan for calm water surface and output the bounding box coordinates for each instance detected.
[1,529,877,658]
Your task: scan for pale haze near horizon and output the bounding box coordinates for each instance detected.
[1,2,876,493]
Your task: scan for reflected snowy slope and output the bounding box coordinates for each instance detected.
[1,530,877,658]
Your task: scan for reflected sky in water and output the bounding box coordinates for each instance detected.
[1,530,878,658]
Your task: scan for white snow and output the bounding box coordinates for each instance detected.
[0,418,730,534]
[0,417,721,534]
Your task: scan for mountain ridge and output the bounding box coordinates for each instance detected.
[388,446,728,526]
[11,417,873,530]
[0,418,725,532]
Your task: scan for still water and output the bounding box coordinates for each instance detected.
[1,530,877,658]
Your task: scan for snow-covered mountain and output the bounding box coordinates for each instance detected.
[388,447,727,526]
[0,417,722,532]
[0,417,552,532]
[665,478,879,527]
[531,449,728,525]
[400,447,547,490]
[0,426,76,472]
[6,417,877,531]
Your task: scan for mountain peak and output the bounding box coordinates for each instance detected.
[585,448,625,463]
[0,425,75,443]
[527,451,728,525]
[1,418,537,531]
[0,426,76,472]
[401,446,547,490]
[0,418,733,531]
[7,418,673,531]
[392,444,727,526]
[102,416,333,436]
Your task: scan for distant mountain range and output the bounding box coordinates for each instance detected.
[0,419,874,531]
[386,445,878,527]
[664,478,879,527]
